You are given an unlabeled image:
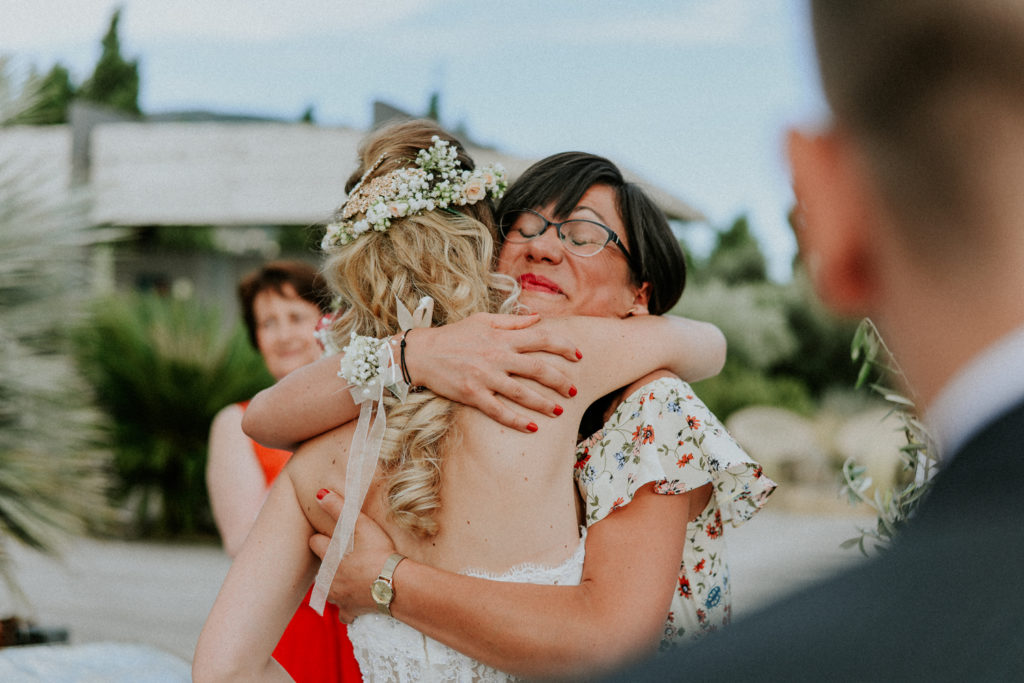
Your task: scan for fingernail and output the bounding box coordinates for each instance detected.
[575,349,583,360]
[553,404,563,416]
[316,488,329,500]
[568,385,578,397]
[526,422,539,432]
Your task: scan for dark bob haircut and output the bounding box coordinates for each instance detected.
[237,260,330,348]
[495,152,686,315]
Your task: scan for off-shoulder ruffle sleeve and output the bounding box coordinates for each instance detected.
[575,376,775,527]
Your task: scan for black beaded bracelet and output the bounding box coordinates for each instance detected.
[399,329,414,386]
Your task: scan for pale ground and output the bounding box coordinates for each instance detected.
[0,490,876,671]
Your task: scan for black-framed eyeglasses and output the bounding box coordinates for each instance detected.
[501,210,631,259]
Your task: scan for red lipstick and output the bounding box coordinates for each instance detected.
[518,273,562,295]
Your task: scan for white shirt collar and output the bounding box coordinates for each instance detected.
[925,323,1024,460]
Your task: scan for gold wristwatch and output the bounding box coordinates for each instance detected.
[370,553,406,617]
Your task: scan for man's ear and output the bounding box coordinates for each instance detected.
[626,282,651,317]
[787,127,879,317]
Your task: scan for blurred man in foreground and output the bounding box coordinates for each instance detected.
[614,1,1024,679]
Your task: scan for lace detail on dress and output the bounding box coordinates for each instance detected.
[461,527,586,585]
[348,530,587,682]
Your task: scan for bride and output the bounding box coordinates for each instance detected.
[193,120,722,681]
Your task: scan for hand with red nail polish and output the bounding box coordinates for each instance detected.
[394,313,582,434]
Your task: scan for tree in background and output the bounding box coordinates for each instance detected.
[31,64,75,124]
[769,270,860,397]
[426,92,441,121]
[1,63,75,125]
[78,8,140,116]
[3,8,141,125]
[678,210,857,418]
[700,214,768,285]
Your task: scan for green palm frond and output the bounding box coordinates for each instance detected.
[1,63,121,606]
[73,293,273,536]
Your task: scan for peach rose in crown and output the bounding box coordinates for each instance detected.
[463,176,486,202]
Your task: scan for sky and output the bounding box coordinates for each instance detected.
[1,0,828,280]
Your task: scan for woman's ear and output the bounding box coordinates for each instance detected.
[626,282,651,317]
[787,127,879,317]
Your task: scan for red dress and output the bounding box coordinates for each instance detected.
[240,401,362,682]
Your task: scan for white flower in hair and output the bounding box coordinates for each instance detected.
[321,136,508,250]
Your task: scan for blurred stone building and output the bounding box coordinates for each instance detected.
[2,101,703,324]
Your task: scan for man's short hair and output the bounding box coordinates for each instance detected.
[812,0,1024,248]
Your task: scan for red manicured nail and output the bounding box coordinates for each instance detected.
[553,404,563,416]
[568,385,578,397]
[316,488,329,500]
[575,349,583,360]
[526,422,539,432]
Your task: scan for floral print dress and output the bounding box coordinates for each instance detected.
[575,376,776,649]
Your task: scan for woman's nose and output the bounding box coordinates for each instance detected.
[282,319,313,343]
[524,226,564,263]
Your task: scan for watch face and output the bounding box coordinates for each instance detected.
[371,579,394,605]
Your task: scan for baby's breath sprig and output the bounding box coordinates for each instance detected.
[338,333,388,388]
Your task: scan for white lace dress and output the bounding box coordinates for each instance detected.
[347,530,587,682]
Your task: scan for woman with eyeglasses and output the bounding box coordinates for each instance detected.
[239,146,774,679]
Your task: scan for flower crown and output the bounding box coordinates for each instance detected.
[321,136,507,250]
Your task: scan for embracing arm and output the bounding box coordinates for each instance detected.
[652,314,726,383]
[242,353,358,452]
[243,313,581,449]
[312,485,694,678]
[534,314,724,405]
[206,404,270,557]
[193,472,317,683]
[243,312,724,449]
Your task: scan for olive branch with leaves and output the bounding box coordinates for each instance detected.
[840,319,939,555]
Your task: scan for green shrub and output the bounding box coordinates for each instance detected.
[73,293,273,537]
[769,273,861,397]
[690,360,816,420]
[674,280,799,371]
[674,271,860,415]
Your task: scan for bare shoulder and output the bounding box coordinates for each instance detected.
[289,423,354,472]
[211,402,244,429]
[287,423,358,485]
[208,403,247,448]
[284,423,356,533]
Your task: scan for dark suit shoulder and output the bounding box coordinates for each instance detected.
[608,399,1024,682]
[914,397,1024,526]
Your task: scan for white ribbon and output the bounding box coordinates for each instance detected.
[396,295,434,333]
[309,295,434,614]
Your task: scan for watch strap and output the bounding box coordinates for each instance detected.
[379,552,406,581]
[373,553,406,616]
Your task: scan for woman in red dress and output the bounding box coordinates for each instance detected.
[206,261,360,682]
